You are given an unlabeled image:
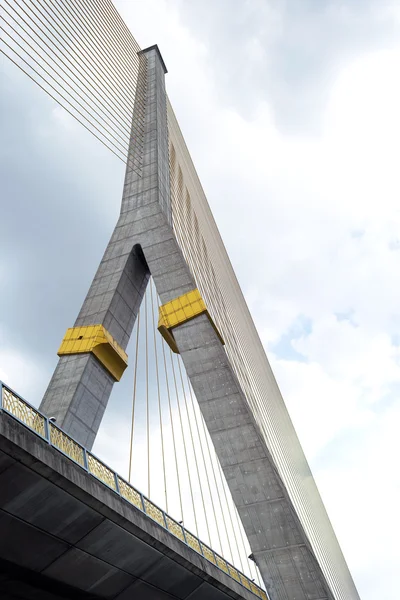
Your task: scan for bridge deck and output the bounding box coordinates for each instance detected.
[0,384,264,600]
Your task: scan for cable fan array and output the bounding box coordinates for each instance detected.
[127,278,263,588]
[1,0,136,161]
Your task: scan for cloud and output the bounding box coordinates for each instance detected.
[311,400,400,600]
[1,1,400,598]
[173,0,400,133]
[0,342,48,402]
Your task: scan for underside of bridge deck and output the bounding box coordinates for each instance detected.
[0,411,257,600]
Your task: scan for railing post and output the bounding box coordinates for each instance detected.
[162,511,168,530]
[114,472,120,495]
[215,553,221,571]
[82,448,89,471]
[44,417,51,443]
[140,493,146,513]
[0,381,3,410]
[181,525,188,544]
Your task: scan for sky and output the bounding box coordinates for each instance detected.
[1,1,400,598]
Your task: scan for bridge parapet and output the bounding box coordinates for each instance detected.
[0,380,267,600]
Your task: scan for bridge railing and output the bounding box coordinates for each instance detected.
[0,381,267,600]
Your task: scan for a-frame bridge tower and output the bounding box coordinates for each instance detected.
[36,46,356,600]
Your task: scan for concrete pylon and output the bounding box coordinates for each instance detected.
[40,45,334,600]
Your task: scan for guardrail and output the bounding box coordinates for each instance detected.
[0,380,267,599]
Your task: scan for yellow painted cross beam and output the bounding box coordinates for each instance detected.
[58,325,128,381]
[158,288,224,353]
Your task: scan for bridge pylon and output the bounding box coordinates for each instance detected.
[40,45,334,600]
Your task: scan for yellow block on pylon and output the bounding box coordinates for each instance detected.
[158,288,224,353]
[58,325,128,381]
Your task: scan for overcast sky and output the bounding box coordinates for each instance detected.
[1,1,400,598]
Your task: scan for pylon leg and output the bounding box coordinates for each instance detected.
[40,245,149,448]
